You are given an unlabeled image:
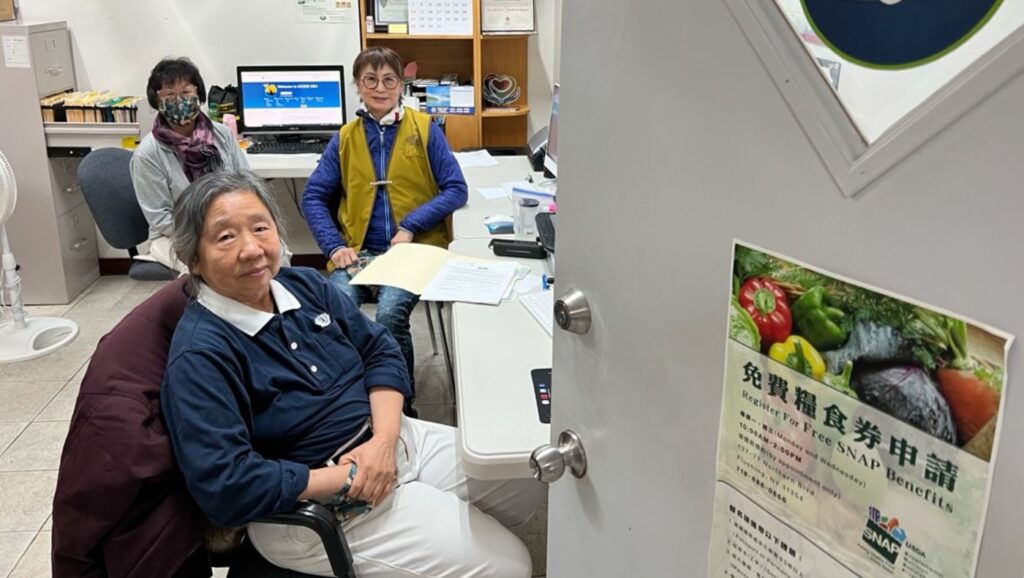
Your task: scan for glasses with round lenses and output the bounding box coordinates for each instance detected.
[158,85,199,99]
[360,75,401,90]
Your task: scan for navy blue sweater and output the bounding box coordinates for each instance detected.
[161,267,410,527]
[301,109,468,257]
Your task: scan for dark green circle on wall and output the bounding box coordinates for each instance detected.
[801,0,1003,70]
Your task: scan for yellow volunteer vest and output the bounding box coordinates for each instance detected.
[337,108,449,256]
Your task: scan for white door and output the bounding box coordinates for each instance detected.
[542,1,1024,576]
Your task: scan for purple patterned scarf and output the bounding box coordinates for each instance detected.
[151,112,223,183]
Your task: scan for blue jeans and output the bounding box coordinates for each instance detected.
[329,268,419,399]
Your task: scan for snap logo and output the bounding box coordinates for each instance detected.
[861,506,907,564]
[314,313,331,328]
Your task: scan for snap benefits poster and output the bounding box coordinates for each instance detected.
[708,242,1012,577]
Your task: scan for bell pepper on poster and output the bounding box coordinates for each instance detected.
[769,335,825,379]
[791,286,849,350]
[738,278,792,348]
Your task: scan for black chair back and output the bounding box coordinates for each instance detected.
[77,147,177,280]
[78,147,149,250]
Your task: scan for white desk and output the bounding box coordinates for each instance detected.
[447,238,552,480]
[245,152,320,179]
[454,156,542,240]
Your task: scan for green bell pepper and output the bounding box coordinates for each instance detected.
[791,286,849,350]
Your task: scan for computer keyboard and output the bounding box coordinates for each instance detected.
[246,140,328,155]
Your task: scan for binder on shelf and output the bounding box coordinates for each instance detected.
[40,91,139,124]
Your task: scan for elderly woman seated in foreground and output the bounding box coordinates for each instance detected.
[160,170,544,577]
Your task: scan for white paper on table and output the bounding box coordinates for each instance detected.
[350,244,452,294]
[501,181,555,201]
[456,149,499,169]
[519,290,554,336]
[475,186,508,200]
[502,266,532,300]
[512,273,543,296]
[421,260,518,305]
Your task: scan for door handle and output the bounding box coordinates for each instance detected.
[529,430,587,483]
[554,290,591,334]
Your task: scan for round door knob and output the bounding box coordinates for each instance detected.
[529,430,588,484]
[554,290,591,334]
[529,445,566,483]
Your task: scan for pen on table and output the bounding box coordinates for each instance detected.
[542,274,555,290]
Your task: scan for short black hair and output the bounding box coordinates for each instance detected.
[146,57,207,109]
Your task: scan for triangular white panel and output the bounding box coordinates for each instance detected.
[728,0,1024,197]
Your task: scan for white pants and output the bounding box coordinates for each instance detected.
[139,235,292,274]
[138,235,189,274]
[248,417,547,577]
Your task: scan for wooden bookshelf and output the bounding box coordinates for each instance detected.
[358,0,531,151]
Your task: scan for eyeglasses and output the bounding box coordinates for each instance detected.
[157,85,198,99]
[359,75,401,90]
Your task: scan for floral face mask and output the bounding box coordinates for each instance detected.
[159,95,201,126]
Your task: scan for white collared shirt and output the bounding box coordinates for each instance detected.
[197,280,302,337]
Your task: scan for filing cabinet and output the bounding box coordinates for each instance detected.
[0,20,98,304]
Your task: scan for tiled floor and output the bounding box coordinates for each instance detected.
[0,275,547,577]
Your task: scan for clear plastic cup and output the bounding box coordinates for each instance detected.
[515,198,541,238]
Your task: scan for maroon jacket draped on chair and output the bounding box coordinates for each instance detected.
[51,279,209,578]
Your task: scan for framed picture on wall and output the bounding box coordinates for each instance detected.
[482,0,536,34]
[375,0,409,24]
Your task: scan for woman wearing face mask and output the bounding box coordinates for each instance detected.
[130,57,251,273]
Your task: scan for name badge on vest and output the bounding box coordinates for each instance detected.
[314,313,331,328]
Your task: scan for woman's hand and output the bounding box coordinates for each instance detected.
[331,247,359,269]
[390,230,414,246]
[338,438,398,505]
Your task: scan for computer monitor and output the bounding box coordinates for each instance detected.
[543,83,559,178]
[237,65,346,135]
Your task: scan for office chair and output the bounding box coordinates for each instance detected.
[52,279,357,578]
[77,147,178,281]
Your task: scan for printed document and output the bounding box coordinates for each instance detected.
[455,149,499,169]
[421,260,518,305]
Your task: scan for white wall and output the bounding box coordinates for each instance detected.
[19,0,363,257]
[18,0,560,259]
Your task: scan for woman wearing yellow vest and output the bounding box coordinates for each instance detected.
[302,47,468,416]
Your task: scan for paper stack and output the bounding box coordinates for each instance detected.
[350,243,520,305]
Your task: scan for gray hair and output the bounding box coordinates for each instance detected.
[171,170,286,286]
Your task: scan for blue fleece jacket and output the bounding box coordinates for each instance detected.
[301,110,468,257]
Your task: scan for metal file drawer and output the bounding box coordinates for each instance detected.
[30,28,74,97]
[49,157,85,217]
[56,204,98,274]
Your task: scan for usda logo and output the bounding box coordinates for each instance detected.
[861,507,907,564]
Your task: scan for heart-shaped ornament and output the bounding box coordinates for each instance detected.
[483,74,521,107]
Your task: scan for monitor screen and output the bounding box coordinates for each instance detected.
[237,65,346,134]
[544,83,559,177]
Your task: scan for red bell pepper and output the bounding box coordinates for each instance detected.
[738,278,792,348]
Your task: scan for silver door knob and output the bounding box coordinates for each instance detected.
[554,290,591,334]
[530,430,587,483]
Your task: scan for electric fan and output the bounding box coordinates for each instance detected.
[0,150,79,363]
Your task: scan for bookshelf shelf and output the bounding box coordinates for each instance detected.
[481,106,530,118]
[360,0,529,151]
[366,33,473,40]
